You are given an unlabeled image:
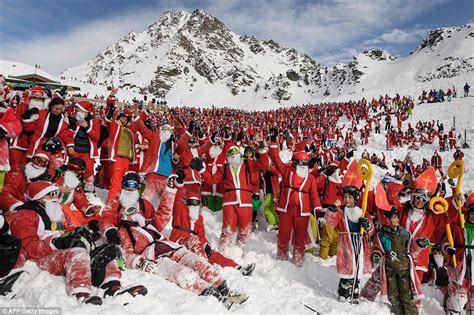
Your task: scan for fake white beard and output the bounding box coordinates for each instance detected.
[159,130,171,142]
[191,147,199,158]
[433,254,444,268]
[24,162,46,180]
[408,207,424,222]
[228,155,241,168]
[189,205,200,222]
[64,170,80,189]
[328,170,342,183]
[45,199,64,222]
[209,145,222,159]
[29,99,45,110]
[75,111,86,122]
[296,165,309,178]
[345,206,363,223]
[119,189,140,209]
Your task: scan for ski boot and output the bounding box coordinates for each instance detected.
[90,244,122,287]
[238,263,256,276]
[74,292,103,305]
[101,280,148,298]
[0,270,29,297]
[215,281,248,309]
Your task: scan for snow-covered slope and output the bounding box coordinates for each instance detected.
[1,97,472,314]
[57,9,473,109]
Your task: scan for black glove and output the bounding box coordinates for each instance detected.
[269,128,278,142]
[176,168,185,184]
[346,150,354,159]
[22,107,39,119]
[211,131,218,143]
[224,126,231,139]
[190,157,204,172]
[197,130,204,139]
[88,220,100,233]
[359,217,371,230]
[308,156,318,169]
[105,229,121,245]
[445,245,456,256]
[416,237,430,248]
[236,131,245,142]
[328,205,338,213]
[188,120,197,134]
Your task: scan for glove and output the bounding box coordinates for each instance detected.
[236,131,245,142]
[188,120,197,134]
[224,126,231,139]
[308,156,318,169]
[166,174,178,189]
[445,245,456,256]
[328,205,338,213]
[176,168,185,184]
[88,220,100,233]
[211,131,218,143]
[388,250,399,261]
[269,128,278,142]
[371,253,381,265]
[416,237,430,248]
[317,217,326,227]
[190,157,204,172]
[52,232,90,250]
[346,150,354,159]
[136,257,157,273]
[105,229,121,245]
[359,217,371,230]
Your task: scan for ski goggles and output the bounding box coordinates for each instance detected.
[67,163,83,175]
[412,193,430,203]
[32,156,49,168]
[227,147,240,157]
[122,180,139,190]
[47,190,59,199]
[124,207,138,216]
[296,160,309,167]
[186,198,201,206]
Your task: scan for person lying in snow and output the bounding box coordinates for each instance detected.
[100,171,248,308]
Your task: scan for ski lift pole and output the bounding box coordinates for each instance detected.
[349,159,373,302]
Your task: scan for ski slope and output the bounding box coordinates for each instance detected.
[0,98,472,315]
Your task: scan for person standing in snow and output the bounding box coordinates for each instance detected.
[463,83,470,97]
[326,161,374,302]
[268,128,322,266]
[373,207,426,315]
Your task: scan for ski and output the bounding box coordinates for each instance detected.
[302,303,322,314]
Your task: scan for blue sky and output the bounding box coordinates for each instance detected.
[1,0,472,74]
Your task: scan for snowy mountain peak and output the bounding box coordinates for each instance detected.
[59,11,474,109]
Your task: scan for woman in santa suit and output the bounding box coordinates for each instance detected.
[25,97,74,159]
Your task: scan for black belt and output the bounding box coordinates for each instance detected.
[283,186,309,194]
[174,225,197,235]
[224,188,253,193]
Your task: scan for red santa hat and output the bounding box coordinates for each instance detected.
[32,149,50,162]
[25,181,58,201]
[292,151,309,161]
[75,101,94,114]
[341,160,363,189]
[294,140,307,153]
[412,167,437,195]
[329,160,341,168]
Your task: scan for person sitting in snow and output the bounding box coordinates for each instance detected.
[101,172,248,308]
[326,161,374,302]
[7,181,146,305]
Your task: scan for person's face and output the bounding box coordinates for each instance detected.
[389,215,400,227]
[413,198,426,209]
[245,151,253,159]
[50,104,64,115]
[343,193,355,208]
[468,210,474,224]
[120,116,129,126]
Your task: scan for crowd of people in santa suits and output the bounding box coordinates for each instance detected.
[0,75,472,314]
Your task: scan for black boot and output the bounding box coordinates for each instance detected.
[90,244,122,287]
[238,263,256,277]
[0,270,28,297]
[74,292,103,305]
[102,280,148,298]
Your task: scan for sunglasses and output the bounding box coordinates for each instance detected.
[48,191,59,198]
[67,164,83,175]
[227,147,240,157]
[186,199,201,207]
[297,160,309,167]
[122,180,139,190]
[32,156,49,167]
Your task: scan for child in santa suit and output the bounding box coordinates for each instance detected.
[326,161,374,302]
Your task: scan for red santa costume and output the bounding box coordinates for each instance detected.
[8,181,121,303]
[269,142,322,266]
[199,144,269,251]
